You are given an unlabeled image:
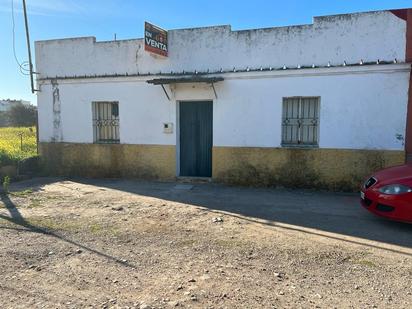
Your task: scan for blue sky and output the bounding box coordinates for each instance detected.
[1,0,411,105]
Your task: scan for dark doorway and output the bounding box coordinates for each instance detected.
[179,101,213,177]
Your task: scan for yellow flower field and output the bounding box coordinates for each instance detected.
[0,127,37,165]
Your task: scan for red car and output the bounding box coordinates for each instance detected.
[361,164,412,223]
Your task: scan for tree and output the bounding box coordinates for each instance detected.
[0,112,8,127]
[7,103,37,127]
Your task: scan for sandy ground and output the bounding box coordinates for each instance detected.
[0,177,412,309]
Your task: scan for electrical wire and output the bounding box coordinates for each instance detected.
[11,0,30,76]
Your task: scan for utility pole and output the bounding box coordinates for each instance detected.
[22,0,36,94]
[21,0,39,154]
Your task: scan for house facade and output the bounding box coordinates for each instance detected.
[35,9,412,190]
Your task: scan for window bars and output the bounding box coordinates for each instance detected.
[92,101,120,143]
[282,97,319,146]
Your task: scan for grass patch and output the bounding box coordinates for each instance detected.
[28,198,43,208]
[177,239,197,247]
[45,195,61,200]
[89,223,104,234]
[0,127,37,166]
[215,238,247,249]
[354,259,377,268]
[10,189,34,197]
[89,222,120,236]
[26,217,83,232]
[0,219,17,228]
[0,215,120,236]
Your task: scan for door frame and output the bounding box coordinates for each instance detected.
[176,100,213,177]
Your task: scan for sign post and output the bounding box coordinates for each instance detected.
[144,22,168,57]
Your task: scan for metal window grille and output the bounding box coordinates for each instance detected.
[92,101,120,143]
[282,97,319,146]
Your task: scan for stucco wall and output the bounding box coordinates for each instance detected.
[38,80,176,145]
[35,10,411,188]
[35,11,406,78]
[37,65,409,151]
[38,142,404,190]
[39,143,176,179]
[213,147,405,190]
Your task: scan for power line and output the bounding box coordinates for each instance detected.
[22,0,37,93]
[11,0,30,76]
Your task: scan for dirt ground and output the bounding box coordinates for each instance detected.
[1,178,412,309]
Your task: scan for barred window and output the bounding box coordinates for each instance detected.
[92,101,120,143]
[282,97,319,146]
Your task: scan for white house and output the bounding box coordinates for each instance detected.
[35,9,412,190]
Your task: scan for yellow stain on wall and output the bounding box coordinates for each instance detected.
[213,147,405,191]
[39,143,176,180]
[40,143,405,191]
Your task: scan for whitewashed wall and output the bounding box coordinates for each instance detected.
[214,67,409,150]
[37,64,410,151]
[37,80,175,145]
[35,11,406,78]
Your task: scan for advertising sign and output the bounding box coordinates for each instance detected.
[145,22,168,57]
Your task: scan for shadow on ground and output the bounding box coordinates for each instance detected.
[73,178,412,253]
[2,177,412,256]
[0,190,137,269]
